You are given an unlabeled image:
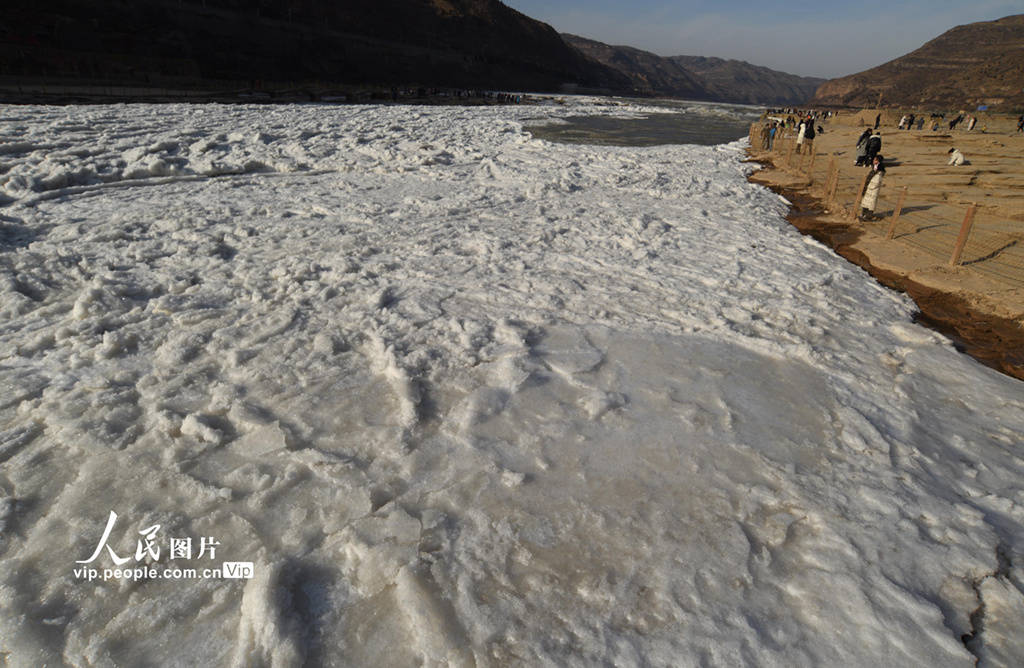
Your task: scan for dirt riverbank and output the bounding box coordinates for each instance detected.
[746,115,1024,380]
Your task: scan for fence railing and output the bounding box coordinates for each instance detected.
[748,124,1024,287]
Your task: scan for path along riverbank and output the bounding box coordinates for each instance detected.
[747,110,1024,381]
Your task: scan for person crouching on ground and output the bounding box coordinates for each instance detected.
[947,147,967,166]
[859,155,885,221]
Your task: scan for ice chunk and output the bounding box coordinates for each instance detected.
[180,414,224,445]
[230,421,288,457]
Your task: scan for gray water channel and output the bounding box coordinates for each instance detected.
[525,99,762,147]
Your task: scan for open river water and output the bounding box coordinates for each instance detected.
[524,98,762,147]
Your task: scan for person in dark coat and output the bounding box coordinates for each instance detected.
[854,128,872,166]
[865,131,882,164]
[802,117,816,154]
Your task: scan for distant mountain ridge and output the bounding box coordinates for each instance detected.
[811,14,1024,110]
[560,34,709,100]
[669,56,825,106]
[563,34,824,105]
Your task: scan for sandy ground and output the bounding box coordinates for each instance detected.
[747,110,1024,380]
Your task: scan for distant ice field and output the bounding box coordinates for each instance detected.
[1,98,1022,667]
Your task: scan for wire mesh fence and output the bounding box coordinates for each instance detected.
[750,123,1024,288]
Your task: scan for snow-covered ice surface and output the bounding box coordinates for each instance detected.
[1,99,1023,667]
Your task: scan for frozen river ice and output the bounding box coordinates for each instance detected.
[1,98,1023,666]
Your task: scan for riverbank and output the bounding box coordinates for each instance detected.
[747,111,1024,380]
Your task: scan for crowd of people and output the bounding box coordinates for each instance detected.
[896,114,925,131]
[755,105,1023,221]
[757,113,825,153]
[756,109,990,222]
[875,109,1000,133]
[764,108,836,122]
[847,109,997,219]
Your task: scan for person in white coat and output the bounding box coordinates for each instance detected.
[859,155,886,221]
[947,147,967,166]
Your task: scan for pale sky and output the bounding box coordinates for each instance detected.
[503,0,1023,79]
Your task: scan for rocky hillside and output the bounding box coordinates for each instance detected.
[670,56,824,106]
[563,34,823,105]
[561,34,710,100]
[0,0,630,93]
[811,14,1024,110]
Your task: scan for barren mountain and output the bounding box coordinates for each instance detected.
[0,0,631,94]
[670,56,824,106]
[811,14,1024,110]
[564,34,823,105]
[561,34,710,100]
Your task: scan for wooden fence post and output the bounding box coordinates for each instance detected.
[825,159,838,208]
[830,163,843,209]
[850,170,870,221]
[949,203,978,266]
[786,141,795,167]
[806,150,818,183]
[885,186,908,239]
